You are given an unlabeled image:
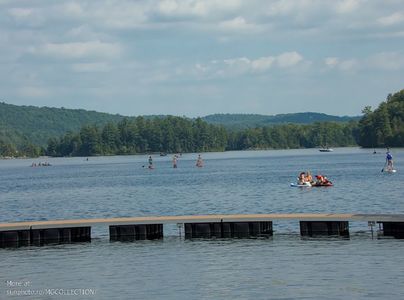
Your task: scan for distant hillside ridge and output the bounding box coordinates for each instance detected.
[0,102,359,148]
[202,112,360,129]
[0,102,125,146]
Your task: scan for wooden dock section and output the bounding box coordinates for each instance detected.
[1,213,404,247]
[2,213,404,230]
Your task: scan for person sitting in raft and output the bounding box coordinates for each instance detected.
[305,171,313,183]
[315,175,324,184]
[298,172,306,184]
[315,175,331,185]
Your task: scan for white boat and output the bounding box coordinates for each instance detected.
[319,148,333,152]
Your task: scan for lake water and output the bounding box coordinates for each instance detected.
[1,148,403,299]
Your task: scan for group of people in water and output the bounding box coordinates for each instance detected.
[146,154,203,169]
[31,161,51,167]
[295,148,396,187]
[297,171,332,186]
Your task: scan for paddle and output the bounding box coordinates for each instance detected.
[381,161,387,172]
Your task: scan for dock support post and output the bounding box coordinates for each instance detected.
[184,221,273,239]
[31,227,91,246]
[109,224,163,241]
[0,227,91,247]
[300,221,349,237]
[0,230,30,247]
[380,222,404,239]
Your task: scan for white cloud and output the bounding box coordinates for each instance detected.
[335,0,362,14]
[8,8,32,18]
[324,57,358,71]
[218,16,260,32]
[251,56,275,71]
[93,3,148,29]
[324,52,404,72]
[195,51,305,78]
[325,57,339,68]
[61,2,84,18]
[378,12,404,26]
[367,52,404,70]
[277,52,303,68]
[29,41,122,59]
[265,0,295,16]
[18,86,51,98]
[71,62,110,72]
[3,1,403,38]
[339,59,358,71]
[156,0,241,18]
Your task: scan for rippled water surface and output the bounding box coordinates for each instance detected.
[1,148,403,299]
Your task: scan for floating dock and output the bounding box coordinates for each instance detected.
[1,213,404,247]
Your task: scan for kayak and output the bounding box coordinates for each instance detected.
[290,182,312,187]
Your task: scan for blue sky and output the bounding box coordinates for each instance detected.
[1,0,403,117]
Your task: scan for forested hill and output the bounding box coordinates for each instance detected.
[358,90,404,147]
[0,101,364,158]
[0,102,125,147]
[0,102,358,147]
[202,113,359,129]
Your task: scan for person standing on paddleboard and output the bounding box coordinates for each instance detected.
[386,148,393,170]
[196,154,203,167]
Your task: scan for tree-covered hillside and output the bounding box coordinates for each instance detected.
[47,116,228,156]
[3,88,403,158]
[0,102,124,147]
[47,117,358,157]
[358,90,404,147]
[203,112,359,129]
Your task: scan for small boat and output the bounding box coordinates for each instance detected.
[319,147,333,152]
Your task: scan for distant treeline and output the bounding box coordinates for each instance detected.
[1,89,403,158]
[46,117,228,156]
[358,90,404,148]
[44,117,359,157]
[0,139,43,158]
[227,122,358,150]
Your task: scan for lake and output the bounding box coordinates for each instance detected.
[1,148,403,299]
